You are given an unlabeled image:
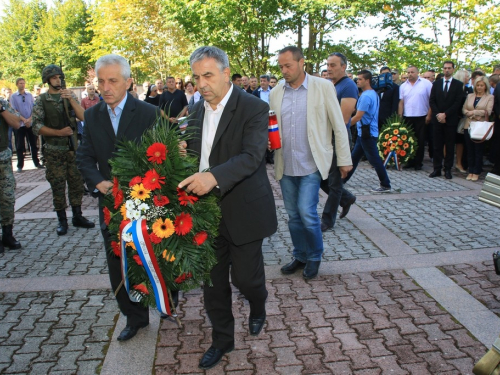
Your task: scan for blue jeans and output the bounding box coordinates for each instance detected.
[280,171,323,262]
[344,136,391,188]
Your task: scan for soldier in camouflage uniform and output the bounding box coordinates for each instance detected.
[0,98,22,253]
[32,65,95,235]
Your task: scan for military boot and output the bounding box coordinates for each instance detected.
[72,206,95,229]
[56,210,68,236]
[2,225,21,249]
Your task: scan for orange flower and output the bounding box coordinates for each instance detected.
[392,136,397,141]
[162,249,176,262]
[126,241,136,250]
[401,135,407,141]
[152,218,175,238]
[384,134,390,140]
[393,129,399,135]
[146,143,167,164]
[130,184,151,201]
[398,140,403,145]
[400,150,407,157]
[120,204,127,220]
[403,143,409,149]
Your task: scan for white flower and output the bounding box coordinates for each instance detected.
[125,200,135,210]
[122,232,133,243]
[134,199,142,206]
[138,203,149,212]
[132,210,142,220]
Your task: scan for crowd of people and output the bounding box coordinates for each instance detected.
[1,46,500,370]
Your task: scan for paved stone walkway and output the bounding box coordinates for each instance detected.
[0,154,499,374]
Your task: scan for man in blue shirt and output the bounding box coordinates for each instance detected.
[320,52,358,231]
[344,70,391,193]
[253,75,272,104]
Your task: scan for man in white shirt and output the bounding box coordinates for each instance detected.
[398,65,432,170]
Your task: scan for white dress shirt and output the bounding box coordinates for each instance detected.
[199,84,234,172]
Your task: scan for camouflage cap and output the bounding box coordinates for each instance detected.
[42,64,65,84]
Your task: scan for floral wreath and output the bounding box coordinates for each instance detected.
[378,114,418,167]
[103,118,220,317]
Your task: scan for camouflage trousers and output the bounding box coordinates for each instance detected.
[0,158,16,226]
[44,149,83,211]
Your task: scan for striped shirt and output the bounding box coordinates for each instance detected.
[281,74,317,177]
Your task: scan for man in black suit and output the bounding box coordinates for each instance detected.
[178,46,278,370]
[429,61,464,179]
[76,54,161,342]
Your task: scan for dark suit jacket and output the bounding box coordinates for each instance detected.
[494,84,500,122]
[429,78,464,125]
[187,86,277,246]
[378,85,400,128]
[76,93,161,225]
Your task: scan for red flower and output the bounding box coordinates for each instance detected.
[142,169,165,191]
[150,232,163,244]
[174,212,193,236]
[174,272,193,284]
[112,177,120,197]
[103,207,111,226]
[111,241,120,257]
[133,284,149,295]
[133,254,143,266]
[129,176,142,187]
[177,187,199,206]
[193,231,208,246]
[114,189,123,210]
[147,143,167,164]
[154,195,170,206]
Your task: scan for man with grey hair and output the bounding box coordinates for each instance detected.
[179,46,277,370]
[77,54,163,342]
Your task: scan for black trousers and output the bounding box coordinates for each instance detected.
[404,116,427,167]
[101,229,149,327]
[16,126,40,169]
[204,218,267,350]
[433,122,457,171]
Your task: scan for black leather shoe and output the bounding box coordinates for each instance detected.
[117,323,148,341]
[339,196,357,219]
[280,259,306,275]
[429,170,441,178]
[320,222,332,232]
[249,312,266,336]
[199,345,234,370]
[444,169,452,179]
[414,166,422,171]
[303,261,321,280]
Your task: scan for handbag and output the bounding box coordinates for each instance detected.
[469,110,494,143]
[473,335,500,374]
[457,117,466,134]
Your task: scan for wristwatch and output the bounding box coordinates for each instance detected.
[0,105,5,113]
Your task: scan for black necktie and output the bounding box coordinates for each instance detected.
[444,80,449,97]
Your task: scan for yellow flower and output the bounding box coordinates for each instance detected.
[130,183,151,201]
[152,218,175,238]
[126,241,136,250]
[162,249,176,262]
[120,204,127,220]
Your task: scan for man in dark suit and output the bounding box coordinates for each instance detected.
[76,54,161,342]
[429,61,464,179]
[492,83,500,175]
[178,46,278,371]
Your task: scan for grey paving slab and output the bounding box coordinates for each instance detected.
[0,219,106,278]
[407,267,500,347]
[14,182,51,211]
[0,289,116,374]
[344,162,471,195]
[357,195,500,253]
[100,310,162,375]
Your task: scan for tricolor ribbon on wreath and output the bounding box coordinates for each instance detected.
[383,150,401,170]
[119,218,172,316]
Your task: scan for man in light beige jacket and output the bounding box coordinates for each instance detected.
[270,46,352,280]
